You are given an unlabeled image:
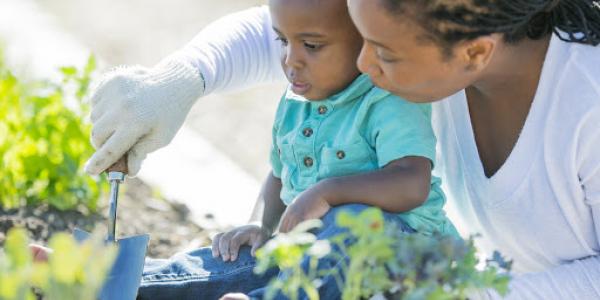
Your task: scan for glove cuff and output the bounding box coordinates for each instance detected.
[148,56,206,113]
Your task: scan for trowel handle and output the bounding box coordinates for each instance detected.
[107,155,128,175]
[107,155,127,242]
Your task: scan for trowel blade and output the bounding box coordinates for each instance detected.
[73,228,150,300]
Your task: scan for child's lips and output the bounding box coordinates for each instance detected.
[292,82,311,95]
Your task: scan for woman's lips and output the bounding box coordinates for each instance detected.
[291,82,311,95]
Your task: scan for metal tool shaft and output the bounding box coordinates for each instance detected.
[107,171,125,242]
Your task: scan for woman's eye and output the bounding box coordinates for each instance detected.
[375,49,399,63]
[377,53,399,63]
[380,56,397,63]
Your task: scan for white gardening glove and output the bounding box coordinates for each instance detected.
[84,57,205,176]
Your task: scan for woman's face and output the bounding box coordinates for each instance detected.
[347,0,483,103]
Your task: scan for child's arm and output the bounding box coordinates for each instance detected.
[279,156,431,232]
[319,156,431,212]
[212,171,285,261]
[279,95,437,233]
[259,172,287,235]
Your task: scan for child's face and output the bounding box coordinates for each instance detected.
[270,0,364,101]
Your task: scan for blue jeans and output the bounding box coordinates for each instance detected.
[137,204,414,300]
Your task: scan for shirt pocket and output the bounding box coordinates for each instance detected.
[319,141,376,179]
[278,143,297,189]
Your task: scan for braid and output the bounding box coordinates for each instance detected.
[381,0,600,47]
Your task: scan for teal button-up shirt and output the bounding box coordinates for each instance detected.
[270,74,457,236]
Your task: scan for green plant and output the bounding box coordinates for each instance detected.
[0,52,105,211]
[334,208,511,300]
[384,234,511,300]
[333,208,397,300]
[255,208,511,300]
[255,220,331,300]
[0,227,116,300]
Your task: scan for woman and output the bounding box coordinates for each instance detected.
[83,0,600,298]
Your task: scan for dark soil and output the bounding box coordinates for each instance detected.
[0,178,226,258]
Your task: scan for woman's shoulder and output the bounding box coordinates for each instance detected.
[548,38,600,112]
[559,40,600,101]
[544,40,600,154]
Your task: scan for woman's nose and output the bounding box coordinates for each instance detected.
[357,44,382,77]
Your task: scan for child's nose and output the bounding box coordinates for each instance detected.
[284,46,304,69]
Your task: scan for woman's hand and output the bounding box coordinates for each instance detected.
[279,185,332,233]
[211,224,271,262]
[84,57,205,176]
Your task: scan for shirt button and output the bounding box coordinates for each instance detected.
[303,157,314,167]
[336,151,346,160]
[302,128,313,137]
[318,105,328,115]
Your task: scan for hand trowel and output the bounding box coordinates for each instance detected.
[74,156,150,300]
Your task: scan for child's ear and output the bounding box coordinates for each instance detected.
[458,35,499,72]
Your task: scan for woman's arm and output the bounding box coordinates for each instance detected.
[85,5,284,175]
[174,5,284,94]
[483,255,600,299]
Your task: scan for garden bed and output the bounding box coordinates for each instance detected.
[0,178,224,258]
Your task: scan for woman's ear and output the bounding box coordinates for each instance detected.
[458,35,499,72]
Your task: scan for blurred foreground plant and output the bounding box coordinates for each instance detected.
[255,220,330,300]
[254,208,511,300]
[0,52,105,212]
[0,227,116,300]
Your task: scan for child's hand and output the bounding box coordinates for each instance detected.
[29,244,53,262]
[279,187,331,233]
[211,224,271,262]
[219,293,250,300]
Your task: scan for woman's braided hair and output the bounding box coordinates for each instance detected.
[381,0,600,49]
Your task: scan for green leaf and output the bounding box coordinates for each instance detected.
[5,228,32,269]
[0,49,106,212]
[48,233,81,284]
[60,66,77,77]
[84,55,97,76]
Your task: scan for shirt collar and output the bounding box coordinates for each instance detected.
[284,74,375,108]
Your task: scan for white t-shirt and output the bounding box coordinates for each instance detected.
[432,33,600,299]
[175,5,600,299]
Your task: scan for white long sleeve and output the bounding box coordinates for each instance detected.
[505,256,600,299]
[472,255,600,299]
[172,5,284,95]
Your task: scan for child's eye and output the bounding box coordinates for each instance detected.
[275,37,288,46]
[304,42,322,51]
